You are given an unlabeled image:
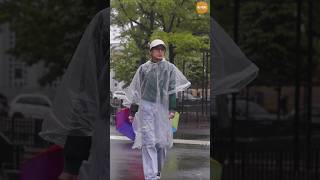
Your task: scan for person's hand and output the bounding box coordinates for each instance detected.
[128,115,134,123]
[169,112,175,120]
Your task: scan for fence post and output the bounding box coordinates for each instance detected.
[306,0,314,174]
[294,0,302,172]
[11,117,15,143]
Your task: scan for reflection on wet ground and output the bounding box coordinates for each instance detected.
[110,140,210,180]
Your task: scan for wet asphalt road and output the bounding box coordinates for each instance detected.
[110,139,210,180]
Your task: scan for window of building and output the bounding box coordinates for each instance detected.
[14,68,22,79]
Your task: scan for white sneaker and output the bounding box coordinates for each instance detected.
[156,172,161,179]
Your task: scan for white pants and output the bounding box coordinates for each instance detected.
[141,100,167,180]
[142,144,167,180]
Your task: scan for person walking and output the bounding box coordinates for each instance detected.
[39,8,109,180]
[125,39,191,180]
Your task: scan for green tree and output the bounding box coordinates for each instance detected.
[0,0,96,85]
[214,1,320,87]
[111,40,141,87]
[111,0,210,86]
[239,1,298,86]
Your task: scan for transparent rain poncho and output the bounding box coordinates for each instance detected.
[39,9,109,148]
[39,8,109,180]
[124,59,191,149]
[211,18,259,95]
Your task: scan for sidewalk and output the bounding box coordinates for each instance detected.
[110,119,210,145]
[110,139,210,180]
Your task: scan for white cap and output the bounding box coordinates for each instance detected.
[149,39,166,50]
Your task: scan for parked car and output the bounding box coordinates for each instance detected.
[112,91,127,100]
[231,100,276,123]
[214,99,279,138]
[275,106,320,131]
[214,99,276,126]
[285,106,320,123]
[9,94,52,121]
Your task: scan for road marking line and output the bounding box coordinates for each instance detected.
[110,135,210,146]
[110,135,130,141]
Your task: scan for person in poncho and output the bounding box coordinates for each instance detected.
[39,8,109,180]
[125,39,190,180]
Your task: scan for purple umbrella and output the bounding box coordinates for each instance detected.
[21,145,64,180]
[116,108,135,141]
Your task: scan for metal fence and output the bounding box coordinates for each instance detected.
[0,116,48,147]
[216,149,320,180]
[212,0,320,179]
[0,116,50,180]
[177,98,210,125]
[110,95,210,126]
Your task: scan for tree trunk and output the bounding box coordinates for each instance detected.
[169,44,175,64]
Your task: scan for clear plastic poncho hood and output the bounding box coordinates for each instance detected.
[124,59,190,149]
[211,18,259,95]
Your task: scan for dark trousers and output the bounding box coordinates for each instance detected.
[63,135,91,175]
